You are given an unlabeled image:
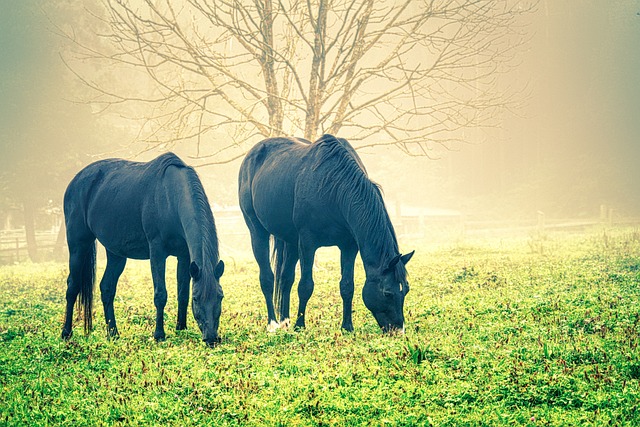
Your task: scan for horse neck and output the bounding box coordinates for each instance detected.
[177,185,218,268]
[182,218,206,265]
[343,196,398,272]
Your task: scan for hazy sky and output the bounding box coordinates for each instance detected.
[1,1,639,220]
[367,0,640,218]
[509,1,640,216]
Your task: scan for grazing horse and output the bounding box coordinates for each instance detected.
[62,153,224,346]
[238,134,414,333]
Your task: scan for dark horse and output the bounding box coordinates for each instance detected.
[62,153,224,346]
[239,134,414,333]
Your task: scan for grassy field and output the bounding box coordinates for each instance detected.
[1,227,639,426]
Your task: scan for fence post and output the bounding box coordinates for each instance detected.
[600,204,608,223]
[608,208,615,226]
[15,238,20,263]
[537,211,545,231]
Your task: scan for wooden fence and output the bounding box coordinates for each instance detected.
[0,229,62,264]
[2,210,638,265]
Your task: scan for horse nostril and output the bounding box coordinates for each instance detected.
[203,336,222,347]
[382,324,404,335]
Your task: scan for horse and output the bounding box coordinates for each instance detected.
[62,152,225,346]
[238,134,414,333]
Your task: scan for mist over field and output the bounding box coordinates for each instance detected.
[1,1,639,245]
[1,3,640,426]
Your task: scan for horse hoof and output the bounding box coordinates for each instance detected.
[204,336,222,348]
[154,334,166,342]
[61,330,72,340]
[280,318,291,329]
[267,320,280,333]
[294,321,305,331]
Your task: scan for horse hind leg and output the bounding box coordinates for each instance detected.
[245,221,278,331]
[62,239,96,339]
[100,250,127,338]
[295,239,317,330]
[62,272,78,339]
[274,240,299,328]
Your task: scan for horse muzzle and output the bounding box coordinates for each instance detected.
[372,311,404,335]
[381,324,405,335]
[203,335,222,347]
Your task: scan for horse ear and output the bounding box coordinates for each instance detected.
[189,261,201,280]
[214,260,225,280]
[401,250,415,265]
[385,254,402,273]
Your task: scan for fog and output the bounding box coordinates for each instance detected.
[1,1,639,260]
[363,1,640,221]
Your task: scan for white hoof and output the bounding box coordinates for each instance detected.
[267,320,280,333]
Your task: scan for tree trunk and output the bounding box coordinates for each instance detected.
[258,0,284,136]
[53,221,67,261]
[22,200,39,262]
[304,0,328,141]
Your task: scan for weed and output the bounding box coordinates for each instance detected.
[1,228,640,425]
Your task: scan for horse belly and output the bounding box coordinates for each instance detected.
[94,231,150,260]
[87,191,151,259]
[296,214,354,248]
[254,200,298,243]
[251,175,298,243]
[293,189,355,248]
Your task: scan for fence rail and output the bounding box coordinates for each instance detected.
[2,214,639,265]
[0,230,61,264]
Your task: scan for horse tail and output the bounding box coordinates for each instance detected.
[79,241,97,334]
[271,236,287,321]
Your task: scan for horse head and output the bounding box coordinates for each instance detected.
[190,259,225,346]
[362,251,414,333]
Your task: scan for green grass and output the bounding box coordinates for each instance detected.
[1,227,639,426]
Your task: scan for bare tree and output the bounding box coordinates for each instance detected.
[60,0,535,163]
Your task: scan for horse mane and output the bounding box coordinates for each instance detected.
[151,152,187,171]
[155,153,220,290]
[183,167,220,264]
[312,135,406,280]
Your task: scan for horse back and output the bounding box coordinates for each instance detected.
[292,136,365,246]
[239,136,356,247]
[239,138,310,243]
[64,153,188,259]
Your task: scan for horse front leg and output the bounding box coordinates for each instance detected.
[339,245,358,332]
[100,251,127,338]
[176,256,190,331]
[149,249,168,342]
[295,239,316,330]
